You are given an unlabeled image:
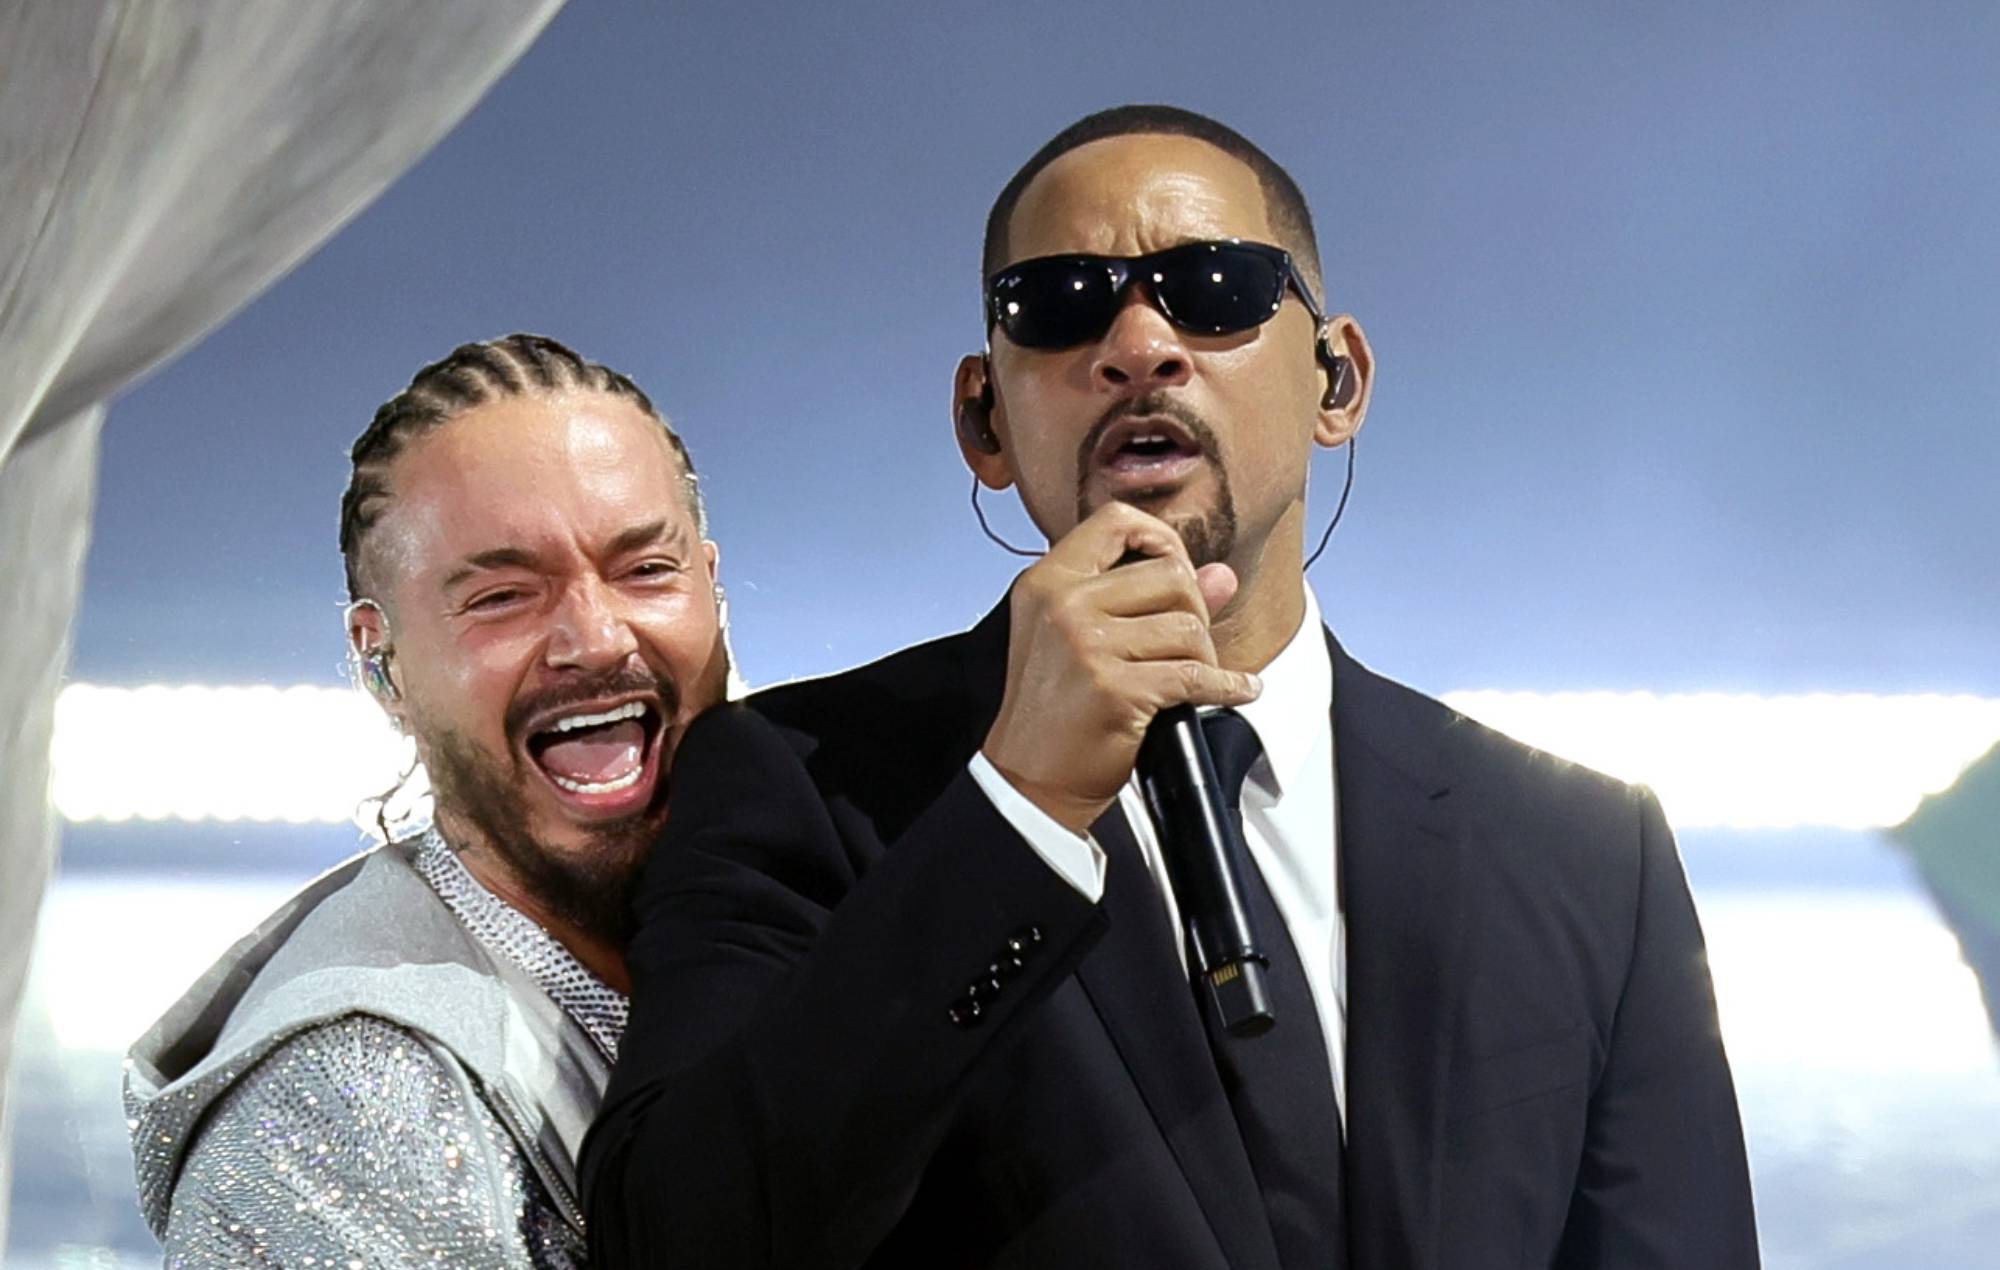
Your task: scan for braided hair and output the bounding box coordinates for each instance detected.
[338,332,705,601]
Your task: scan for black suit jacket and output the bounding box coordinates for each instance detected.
[583,602,1759,1268]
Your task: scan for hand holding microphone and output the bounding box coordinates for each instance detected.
[981,501,1257,835]
[982,502,1275,1035]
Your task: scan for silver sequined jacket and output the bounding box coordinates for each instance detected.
[124,834,627,1267]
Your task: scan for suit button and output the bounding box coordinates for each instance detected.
[968,973,1002,1003]
[991,954,1023,980]
[1005,927,1043,959]
[947,996,984,1028]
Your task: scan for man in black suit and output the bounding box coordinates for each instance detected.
[583,104,1759,1269]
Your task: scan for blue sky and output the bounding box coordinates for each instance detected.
[71,1,2000,697]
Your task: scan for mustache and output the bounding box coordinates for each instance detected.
[504,663,678,741]
[1073,391,1221,481]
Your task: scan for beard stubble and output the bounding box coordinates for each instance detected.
[418,664,679,946]
[1074,391,1238,566]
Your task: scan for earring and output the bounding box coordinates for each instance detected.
[345,599,400,703]
[361,648,401,703]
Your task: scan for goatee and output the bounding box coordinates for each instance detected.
[416,663,679,946]
[1076,391,1237,566]
[424,725,652,946]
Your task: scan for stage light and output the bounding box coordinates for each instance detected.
[51,683,408,826]
[1443,690,2000,830]
[1700,889,2000,1077]
[46,683,2000,829]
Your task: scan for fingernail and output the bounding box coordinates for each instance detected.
[1245,673,1263,697]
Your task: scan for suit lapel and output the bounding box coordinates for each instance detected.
[1328,630,1468,1270]
[1073,808,1282,1270]
[955,601,1278,1268]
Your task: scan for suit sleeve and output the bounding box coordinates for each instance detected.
[582,704,1108,1269]
[1555,788,1761,1268]
[968,750,1109,899]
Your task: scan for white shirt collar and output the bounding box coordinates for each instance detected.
[1228,584,1331,800]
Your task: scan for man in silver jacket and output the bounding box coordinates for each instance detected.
[125,333,732,1266]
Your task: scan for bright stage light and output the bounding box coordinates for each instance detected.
[1699,889,2000,1077]
[45,683,2000,829]
[51,683,409,825]
[1443,690,2000,829]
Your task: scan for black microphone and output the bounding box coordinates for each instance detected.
[1136,700,1276,1039]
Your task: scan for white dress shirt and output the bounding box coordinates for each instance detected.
[968,586,1347,1125]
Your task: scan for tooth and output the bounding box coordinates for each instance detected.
[549,766,645,796]
[546,702,647,734]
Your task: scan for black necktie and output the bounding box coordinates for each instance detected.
[1197,709,1347,1270]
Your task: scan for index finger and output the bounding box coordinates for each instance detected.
[1049,500,1193,577]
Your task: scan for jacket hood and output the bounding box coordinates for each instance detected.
[123,840,609,1237]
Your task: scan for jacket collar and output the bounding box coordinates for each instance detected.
[1327,627,1468,1270]
[956,597,1467,1267]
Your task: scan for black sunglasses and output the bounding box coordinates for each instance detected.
[986,239,1324,350]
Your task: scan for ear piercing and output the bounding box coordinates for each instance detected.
[346,599,402,704]
[360,647,400,703]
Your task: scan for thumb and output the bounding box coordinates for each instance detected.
[1194,562,1238,620]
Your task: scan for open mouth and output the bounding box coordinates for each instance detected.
[523,698,666,820]
[1091,415,1207,486]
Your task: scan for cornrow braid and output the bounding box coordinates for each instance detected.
[338,332,706,600]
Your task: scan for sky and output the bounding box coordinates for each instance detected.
[28,12,2000,1258]
[69,0,2000,700]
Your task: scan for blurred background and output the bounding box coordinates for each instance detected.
[7,2,1998,1266]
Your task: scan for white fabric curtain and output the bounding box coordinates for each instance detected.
[0,0,565,1245]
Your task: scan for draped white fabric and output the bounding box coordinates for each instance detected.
[0,0,564,1245]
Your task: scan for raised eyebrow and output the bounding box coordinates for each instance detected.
[441,546,540,593]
